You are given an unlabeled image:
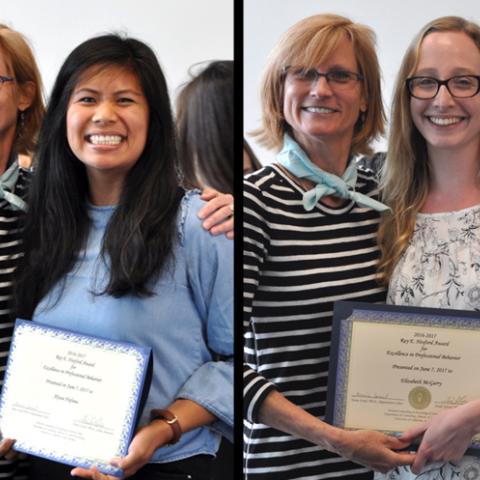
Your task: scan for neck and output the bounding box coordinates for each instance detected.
[294,134,351,176]
[87,172,123,206]
[284,134,353,208]
[422,142,480,213]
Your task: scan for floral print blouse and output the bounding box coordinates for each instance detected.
[388,205,480,310]
[380,205,480,480]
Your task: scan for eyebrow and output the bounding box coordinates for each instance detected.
[415,67,477,76]
[72,87,144,96]
[326,64,356,71]
[299,64,356,71]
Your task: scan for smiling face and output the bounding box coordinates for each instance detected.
[66,64,149,194]
[282,37,366,157]
[410,31,480,156]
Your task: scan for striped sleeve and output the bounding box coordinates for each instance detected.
[242,165,384,480]
[243,176,276,422]
[0,168,30,479]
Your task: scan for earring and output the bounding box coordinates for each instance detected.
[17,110,25,138]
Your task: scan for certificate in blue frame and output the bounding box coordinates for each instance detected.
[326,300,480,455]
[0,319,152,476]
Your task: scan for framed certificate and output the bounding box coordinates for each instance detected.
[326,301,480,455]
[0,320,152,476]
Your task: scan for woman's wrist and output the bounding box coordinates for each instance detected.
[150,409,182,445]
[149,416,178,449]
[464,400,480,436]
[148,399,215,450]
[313,423,346,454]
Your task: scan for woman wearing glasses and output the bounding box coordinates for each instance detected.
[0,24,44,480]
[378,16,480,480]
[243,14,414,480]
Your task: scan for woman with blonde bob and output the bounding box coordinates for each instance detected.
[244,13,415,480]
[0,23,44,480]
[378,16,480,480]
[0,23,44,162]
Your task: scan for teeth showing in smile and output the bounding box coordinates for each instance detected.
[303,107,336,113]
[89,135,123,145]
[428,116,462,126]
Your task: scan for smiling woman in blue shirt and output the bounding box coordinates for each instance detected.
[9,34,233,480]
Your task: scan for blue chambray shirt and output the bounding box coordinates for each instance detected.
[33,191,233,463]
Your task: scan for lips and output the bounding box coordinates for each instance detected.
[301,106,338,114]
[86,134,125,145]
[426,116,465,126]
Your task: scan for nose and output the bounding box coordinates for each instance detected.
[92,101,117,124]
[310,75,333,97]
[433,83,455,107]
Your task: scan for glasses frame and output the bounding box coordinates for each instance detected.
[406,75,480,99]
[284,66,364,89]
[0,75,14,86]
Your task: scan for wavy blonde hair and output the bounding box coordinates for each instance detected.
[252,13,385,156]
[377,16,480,283]
[0,24,45,155]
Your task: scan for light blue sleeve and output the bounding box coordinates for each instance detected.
[176,192,234,442]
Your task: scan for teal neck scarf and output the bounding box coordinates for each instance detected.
[0,156,27,212]
[276,134,389,212]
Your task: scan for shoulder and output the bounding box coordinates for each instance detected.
[356,162,380,196]
[357,152,386,175]
[11,161,33,200]
[244,165,282,192]
[177,190,205,244]
[244,164,292,204]
[177,190,232,252]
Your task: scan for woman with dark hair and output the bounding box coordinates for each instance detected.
[176,60,233,195]
[176,59,234,480]
[8,33,233,480]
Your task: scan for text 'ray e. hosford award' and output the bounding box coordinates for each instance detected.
[326,301,480,455]
[0,320,152,477]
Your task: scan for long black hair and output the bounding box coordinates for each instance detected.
[176,60,233,194]
[16,34,182,319]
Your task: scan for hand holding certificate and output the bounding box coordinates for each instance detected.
[326,301,480,456]
[0,320,152,477]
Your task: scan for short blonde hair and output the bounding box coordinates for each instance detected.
[0,24,45,155]
[252,13,385,156]
[378,16,480,283]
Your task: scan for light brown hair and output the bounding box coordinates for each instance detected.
[0,24,45,155]
[252,13,385,156]
[378,16,480,283]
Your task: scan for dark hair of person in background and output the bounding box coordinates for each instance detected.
[16,34,182,319]
[176,60,233,194]
[243,138,262,175]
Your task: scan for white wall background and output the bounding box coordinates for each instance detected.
[244,0,480,165]
[1,0,233,105]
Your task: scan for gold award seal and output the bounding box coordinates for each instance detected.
[408,386,431,410]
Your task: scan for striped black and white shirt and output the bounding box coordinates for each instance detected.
[0,165,30,480]
[243,164,386,480]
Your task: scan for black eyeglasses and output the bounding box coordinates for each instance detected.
[0,75,14,88]
[285,67,363,90]
[406,75,480,99]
